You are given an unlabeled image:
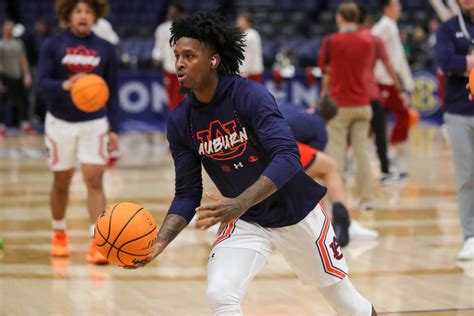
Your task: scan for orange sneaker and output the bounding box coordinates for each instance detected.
[51,230,70,257]
[87,239,109,265]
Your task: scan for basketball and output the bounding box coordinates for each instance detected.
[408,108,420,128]
[94,202,157,267]
[71,74,110,112]
[469,68,474,96]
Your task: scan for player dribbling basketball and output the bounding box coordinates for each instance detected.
[38,0,119,264]
[130,11,377,316]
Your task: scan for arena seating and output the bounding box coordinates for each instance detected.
[8,0,435,69]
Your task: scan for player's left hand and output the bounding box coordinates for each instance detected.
[108,132,119,152]
[195,192,247,232]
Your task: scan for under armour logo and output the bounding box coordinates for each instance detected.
[233,162,244,169]
[329,237,343,260]
[456,32,465,38]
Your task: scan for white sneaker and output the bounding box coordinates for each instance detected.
[457,237,474,260]
[349,220,379,240]
[380,172,408,185]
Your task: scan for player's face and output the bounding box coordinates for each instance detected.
[174,37,214,91]
[459,0,474,12]
[69,2,96,36]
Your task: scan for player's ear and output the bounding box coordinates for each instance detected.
[210,55,220,69]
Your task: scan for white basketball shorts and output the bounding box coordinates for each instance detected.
[44,112,109,171]
[211,203,348,287]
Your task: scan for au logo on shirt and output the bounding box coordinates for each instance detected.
[61,45,101,73]
[196,120,249,161]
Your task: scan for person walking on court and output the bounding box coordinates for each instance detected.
[372,0,414,175]
[436,0,474,260]
[130,11,377,316]
[358,6,406,183]
[38,0,119,264]
[319,3,374,210]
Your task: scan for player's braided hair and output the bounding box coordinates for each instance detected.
[170,11,245,75]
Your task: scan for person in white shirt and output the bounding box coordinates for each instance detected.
[92,18,119,45]
[372,0,413,175]
[152,4,185,110]
[236,14,264,82]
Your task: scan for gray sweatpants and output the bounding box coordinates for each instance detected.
[444,113,474,240]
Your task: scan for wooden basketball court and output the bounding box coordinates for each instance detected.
[0,125,473,315]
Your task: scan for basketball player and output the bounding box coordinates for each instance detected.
[130,12,377,316]
[38,0,119,264]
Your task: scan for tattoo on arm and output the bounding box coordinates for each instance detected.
[157,214,188,246]
[237,175,277,212]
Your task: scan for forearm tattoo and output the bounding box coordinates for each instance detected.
[238,176,277,210]
[157,214,188,245]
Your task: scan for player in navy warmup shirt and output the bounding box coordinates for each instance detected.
[131,12,376,316]
[436,1,474,260]
[38,0,118,264]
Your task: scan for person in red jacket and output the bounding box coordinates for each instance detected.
[319,2,374,210]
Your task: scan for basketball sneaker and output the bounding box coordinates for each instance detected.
[87,239,109,265]
[51,230,70,257]
[349,220,379,240]
[457,237,474,260]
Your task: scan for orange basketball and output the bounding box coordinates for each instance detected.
[408,108,420,128]
[94,202,157,267]
[469,68,474,96]
[71,74,109,112]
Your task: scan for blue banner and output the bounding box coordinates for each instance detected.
[117,71,169,132]
[116,70,444,132]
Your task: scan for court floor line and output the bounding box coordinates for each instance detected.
[379,307,474,315]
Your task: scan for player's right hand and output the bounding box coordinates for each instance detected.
[62,73,87,91]
[195,192,247,230]
[124,240,164,269]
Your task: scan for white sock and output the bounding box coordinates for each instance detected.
[52,219,67,231]
[89,224,96,238]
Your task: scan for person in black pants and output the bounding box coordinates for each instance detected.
[359,6,406,184]
[0,18,32,136]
